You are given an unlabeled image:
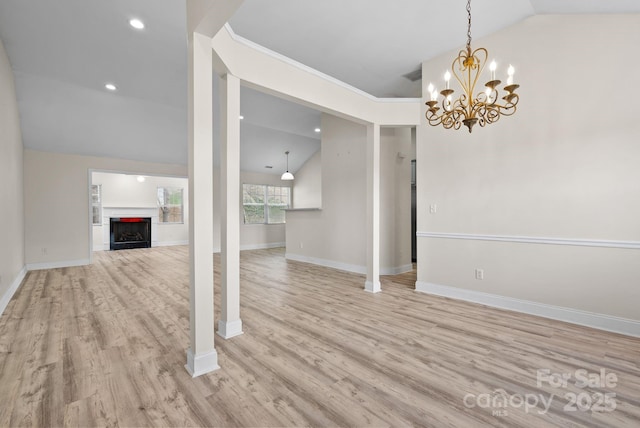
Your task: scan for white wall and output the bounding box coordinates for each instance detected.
[292,149,321,209]
[286,114,412,274]
[231,170,290,251]
[91,172,189,250]
[0,37,25,314]
[417,15,640,328]
[24,150,187,267]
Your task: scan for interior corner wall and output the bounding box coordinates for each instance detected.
[417,15,640,323]
[0,37,25,312]
[23,150,187,267]
[286,114,412,274]
[286,114,367,269]
[292,149,322,209]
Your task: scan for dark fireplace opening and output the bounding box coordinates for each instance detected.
[110,217,151,250]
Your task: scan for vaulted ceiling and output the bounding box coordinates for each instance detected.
[1,0,639,174]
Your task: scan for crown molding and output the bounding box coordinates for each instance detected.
[223,24,421,105]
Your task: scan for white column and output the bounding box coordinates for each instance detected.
[217,73,243,339]
[185,32,219,377]
[365,123,381,293]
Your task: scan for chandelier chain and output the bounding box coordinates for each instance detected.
[466,0,472,50]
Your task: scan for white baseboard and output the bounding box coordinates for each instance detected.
[185,348,219,378]
[154,240,189,247]
[213,242,286,254]
[217,319,244,339]
[240,242,285,251]
[26,259,90,271]
[0,266,27,317]
[415,281,640,338]
[284,253,413,275]
[382,264,413,275]
[285,253,366,274]
[285,253,413,276]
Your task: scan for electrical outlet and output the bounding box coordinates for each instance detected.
[299,242,304,249]
[475,269,484,280]
[430,204,437,214]
[41,247,48,255]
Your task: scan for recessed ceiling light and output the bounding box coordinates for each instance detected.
[314,128,321,133]
[136,176,146,182]
[105,83,117,91]
[129,18,145,30]
[239,115,244,120]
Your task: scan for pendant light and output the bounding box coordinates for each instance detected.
[281,151,294,180]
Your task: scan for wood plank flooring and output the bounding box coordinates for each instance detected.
[0,246,638,427]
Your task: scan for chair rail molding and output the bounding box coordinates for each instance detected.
[416,231,640,250]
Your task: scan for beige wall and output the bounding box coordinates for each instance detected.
[91,172,189,250]
[24,150,186,266]
[418,15,640,321]
[0,38,25,306]
[286,114,412,273]
[23,150,287,266]
[292,149,321,209]
[380,127,412,271]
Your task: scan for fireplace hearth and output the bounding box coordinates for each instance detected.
[110,217,151,250]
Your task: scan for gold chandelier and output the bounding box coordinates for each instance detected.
[425,0,519,133]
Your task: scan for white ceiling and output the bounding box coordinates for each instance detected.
[1,1,639,173]
[230,0,535,98]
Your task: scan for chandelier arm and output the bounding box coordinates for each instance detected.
[479,86,498,106]
[493,104,518,116]
[469,48,487,104]
[481,95,519,115]
[451,54,470,104]
[425,109,445,127]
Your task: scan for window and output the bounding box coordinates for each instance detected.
[91,184,102,225]
[242,184,290,224]
[157,187,184,223]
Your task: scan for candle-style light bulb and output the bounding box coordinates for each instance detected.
[444,71,451,89]
[427,82,438,101]
[489,60,497,81]
[485,87,492,103]
[507,65,515,85]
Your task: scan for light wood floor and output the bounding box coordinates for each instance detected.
[0,246,639,427]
